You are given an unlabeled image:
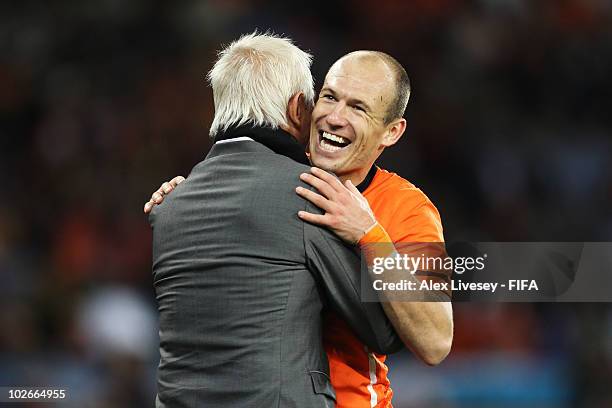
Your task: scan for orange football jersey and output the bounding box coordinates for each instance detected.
[324,167,445,408]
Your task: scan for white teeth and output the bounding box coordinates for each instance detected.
[322,131,349,145]
[320,138,342,152]
[318,131,351,153]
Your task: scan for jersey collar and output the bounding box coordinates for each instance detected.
[356,165,378,193]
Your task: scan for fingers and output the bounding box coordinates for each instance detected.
[170,176,185,187]
[296,186,333,211]
[300,172,337,199]
[144,189,163,214]
[151,191,164,203]
[144,201,154,214]
[144,176,184,214]
[310,167,344,191]
[344,179,361,195]
[297,210,330,226]
[161,182,173,194]
[156,176,185,202]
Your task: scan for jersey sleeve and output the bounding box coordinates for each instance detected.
[392,197,444,243]
[360,193,451,297]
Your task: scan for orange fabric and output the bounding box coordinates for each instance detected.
[325,167,445,408]
[359,223,392,245]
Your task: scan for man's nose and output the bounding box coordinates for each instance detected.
[326,103,349,128]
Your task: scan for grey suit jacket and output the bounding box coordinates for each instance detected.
[150,132,402,407]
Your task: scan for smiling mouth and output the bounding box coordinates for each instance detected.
[318,131,351,153]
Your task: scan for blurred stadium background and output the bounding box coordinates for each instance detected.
[1,0,612,407]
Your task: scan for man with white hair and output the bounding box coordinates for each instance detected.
[149,33,403,408]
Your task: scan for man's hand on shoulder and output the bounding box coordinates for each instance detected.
[296,167,376,244]
[143,176,185,214]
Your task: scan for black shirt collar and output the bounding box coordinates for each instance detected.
[214,125,310,166]
[356,165,378,193]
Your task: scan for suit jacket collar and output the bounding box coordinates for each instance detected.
[209,124,378,192]
[213,125,310,166]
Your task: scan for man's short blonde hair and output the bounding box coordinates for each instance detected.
[207,32,315,137]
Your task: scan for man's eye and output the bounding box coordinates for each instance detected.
[322,94,336,101]
[353,105,365,112]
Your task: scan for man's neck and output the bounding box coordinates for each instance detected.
[339,172,366,186]
[339,164,377,191]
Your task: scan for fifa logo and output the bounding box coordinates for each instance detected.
[508,280,538,291]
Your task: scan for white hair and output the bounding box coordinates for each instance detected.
[207,32,315,137]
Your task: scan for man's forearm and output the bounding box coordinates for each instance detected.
[360,224,454,365]
[379,296,453,366]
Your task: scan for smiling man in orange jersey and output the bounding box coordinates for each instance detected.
[145,51,453,407]
[294,51,453,408]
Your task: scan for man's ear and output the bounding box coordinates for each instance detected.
[381,118,406,147]
[285,92,306,135]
